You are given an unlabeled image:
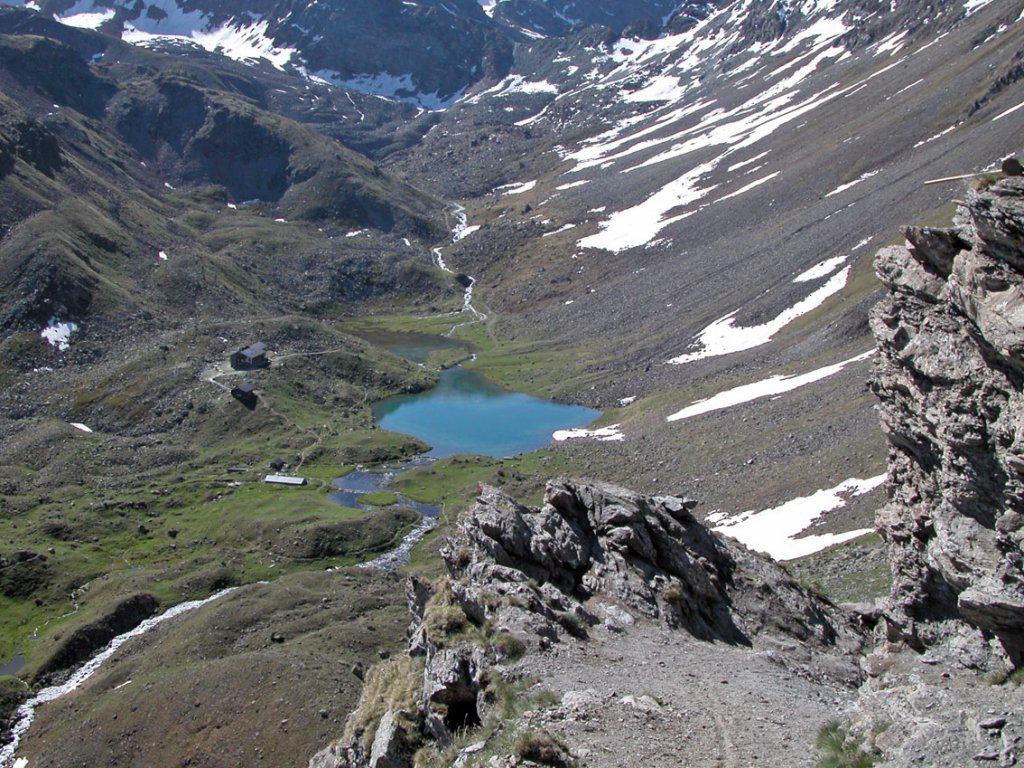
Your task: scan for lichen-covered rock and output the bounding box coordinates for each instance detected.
[869,177,1024,669]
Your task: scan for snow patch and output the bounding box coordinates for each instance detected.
[495,180,537,196]
[963,0,997,15]
[993,101,1024,122]
[542,224,577,237]
[552,425,624,442]
[70,423,93,433]
[578,160,716,253]
[793,255,846,282]
[824,170,880,198]
[713,171,779,203]
[709,475,884,560]
[40,318,77,352]
[667,267,852,364]
[56,3,115,29]
[666,350,875,422]
[326,71,462,110]
[464,74,557,104]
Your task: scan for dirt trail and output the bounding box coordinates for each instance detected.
[513,613,854,767]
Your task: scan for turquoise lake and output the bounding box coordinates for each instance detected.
[373,365,600,458]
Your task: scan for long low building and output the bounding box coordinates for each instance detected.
[263,474,307,486]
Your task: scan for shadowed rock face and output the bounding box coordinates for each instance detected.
[870,177,1024,669]
[446,480,863,654]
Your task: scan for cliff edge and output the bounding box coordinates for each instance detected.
[870,176,1024,670]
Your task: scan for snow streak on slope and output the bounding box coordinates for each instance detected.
[565,1,931,253]
[666,349,875,421]
[667,265,851,364]
[708,475,883,560]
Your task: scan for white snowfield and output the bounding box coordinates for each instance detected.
[793,255,847,282]
[123,13,300,71]
[708,475,885,560]
[494,180,538,196]
[667,263,852,365]
[462,74,558,104]
[50,0,461,107]
[667,349,875,422]
[563,0,960,255]
[552,424,624,442]
[56,4,114,28]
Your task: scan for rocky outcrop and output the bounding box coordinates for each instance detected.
[870,176,1024,669]
[443,481,864,660]
[312,479,866,768]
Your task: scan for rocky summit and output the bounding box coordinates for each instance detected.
[0,0,1023,766]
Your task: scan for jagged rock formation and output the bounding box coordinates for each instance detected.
[870,176,1024,670]
[311,479,866,768]
[444,481,863,657]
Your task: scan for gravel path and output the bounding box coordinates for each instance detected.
[512,609,856,767]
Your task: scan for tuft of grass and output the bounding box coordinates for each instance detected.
[422,583,479,646]
[343,655,425,752]
[970,172,1004,190]
[514,730,574,767]
[984,668,1024,686]
[555,610,587,638]
[662,579,686,606]
[491,632,526,661]
[816,720,877,768]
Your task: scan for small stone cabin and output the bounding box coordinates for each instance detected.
[231,382,257,407]
[230,342,269,370]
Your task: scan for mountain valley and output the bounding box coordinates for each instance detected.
[0,0,1022,765]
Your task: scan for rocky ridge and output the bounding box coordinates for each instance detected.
[870,176,1024,671]
[311,479,867,767]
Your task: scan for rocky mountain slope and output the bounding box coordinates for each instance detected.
[383,0,1024,531]
[0,0,698,108]
[871,176,1024,673]
[309,179,1024,768]
[1,0,1023,766]
[312,479,867,768]
[845,176,1024,768]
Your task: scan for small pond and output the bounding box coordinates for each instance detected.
[328,459,439,519]
[352,328,464,364]
[373,366,600,458]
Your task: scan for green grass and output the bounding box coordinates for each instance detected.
[359,490,399,507]
[985,668,1024,686]
[343,655,426,751]
[816,720,878,768]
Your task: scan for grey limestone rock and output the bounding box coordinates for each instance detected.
[869,177,1024,669]
[445,480,865,669]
